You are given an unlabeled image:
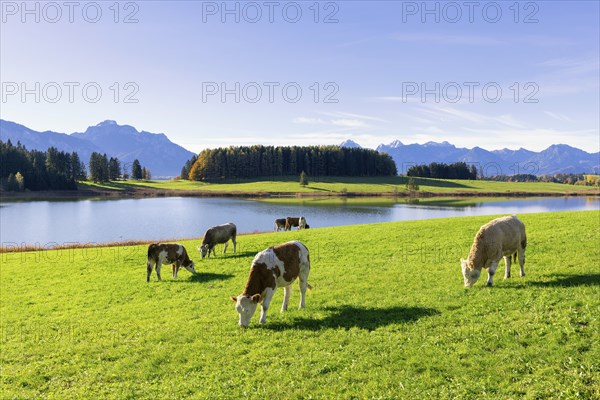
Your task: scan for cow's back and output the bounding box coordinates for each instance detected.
[203,223,236,245]
[477,216,525,255]
[253,241,309,287]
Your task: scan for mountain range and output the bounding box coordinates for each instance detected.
[0,120,196,178]
[1,118,597,177]
[343,140,598,176]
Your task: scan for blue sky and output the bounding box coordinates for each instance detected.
[1,1,598,153]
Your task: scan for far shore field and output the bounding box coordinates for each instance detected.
[1,176,598,200]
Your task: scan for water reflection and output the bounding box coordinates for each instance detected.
[1,196,597,246]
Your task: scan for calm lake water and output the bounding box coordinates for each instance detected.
[1,196,598,246]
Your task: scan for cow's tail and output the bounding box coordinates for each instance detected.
[515,235,527,262]
[146,244,160,282]
[148,243,158,258]
[147,243,159,265]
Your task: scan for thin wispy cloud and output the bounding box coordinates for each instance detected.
[317,111,388,123]
[392,33,505,46]
[331,119,369,128]
[293,110,384,129]
[543,111,574,123]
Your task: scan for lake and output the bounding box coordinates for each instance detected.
[1,196,598,247]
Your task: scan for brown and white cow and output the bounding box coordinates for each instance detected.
[274,218,287,232]
[198,223,237,259]
[230,241,311,327]
[284,216,307,231]
[146,243,196,282]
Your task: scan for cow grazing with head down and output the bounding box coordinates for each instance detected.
[146,243,196,282]
[285,216,307,231]
[461,215,527,287]
[274,218,286,232]
[198,223,237,259]
[230,241,311,327]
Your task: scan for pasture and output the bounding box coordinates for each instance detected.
[1,211,598,399]
[79,176,599,196]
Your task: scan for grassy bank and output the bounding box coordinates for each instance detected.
[1,211,598,398]
[81,176,599,196]
[2,176,597,200]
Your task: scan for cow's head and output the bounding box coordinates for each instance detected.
[198,245,209,259]
[230,294,261,327]
[461,258,480,287]
[183,260,196,274]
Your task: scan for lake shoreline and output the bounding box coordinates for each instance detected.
[1,186,598,201]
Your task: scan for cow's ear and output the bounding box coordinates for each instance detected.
[230,295,238,303]
[251,294,262,303]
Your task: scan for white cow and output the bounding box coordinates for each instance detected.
[461,215,527,287]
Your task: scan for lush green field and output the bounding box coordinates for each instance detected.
[79,176,599,195]
[1,211,598,399]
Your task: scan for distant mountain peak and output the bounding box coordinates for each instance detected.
[0,119,195,178]
[96,120,118,127]
[424,141,451,147]
[389,139,403,148]
[339,139,362,148]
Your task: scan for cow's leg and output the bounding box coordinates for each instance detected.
[504,255,512,279]
[486,260,499,287]
[223,242,228,254]
[146,261,154,282]
[259,288,275,324]
[172,262,180,279]
[156,262,163,281]
[518,248,526,277]
[211,246,216,257]
[281,286,292,312]
[299,269,310,309]
[232,236,236,253]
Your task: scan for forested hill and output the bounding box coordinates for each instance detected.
[187,145,397,181]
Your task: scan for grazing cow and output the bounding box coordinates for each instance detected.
[146,243,196,282]
[285,216,307,231]
[230,241,311,327]
[274,218,287,232]
[461,215,527,287]
[198,223,237,259]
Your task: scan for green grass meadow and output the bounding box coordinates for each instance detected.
[1,211,599,398]
[79,176,599,195]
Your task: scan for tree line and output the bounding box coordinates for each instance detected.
[1,140,150,191]
[488,173,599,186]
[184,145,397,181]
[407,162,478,180]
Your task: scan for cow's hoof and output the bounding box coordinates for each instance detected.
[486,282,493,287]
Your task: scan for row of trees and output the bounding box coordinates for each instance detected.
[1,140,83,190]
[1,140,150,191]
[185,146,397,181]
[407,162,478,180]
[87,154,150,182]
[489,173,600,186]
